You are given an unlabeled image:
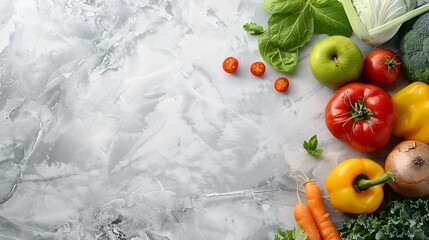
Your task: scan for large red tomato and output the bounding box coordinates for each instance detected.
[325,83,396,153]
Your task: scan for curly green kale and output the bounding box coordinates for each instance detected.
[399,12,429,84]
[338,196,429,240]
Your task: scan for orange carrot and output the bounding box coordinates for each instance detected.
[305,180,342,240]
[294,201,321,240]
[294,180,321,240]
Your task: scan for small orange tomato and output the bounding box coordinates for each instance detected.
[250,61,266,76]
[222,57,239,73]
[274,77,289,92]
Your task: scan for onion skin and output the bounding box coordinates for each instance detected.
[385,140,429,198]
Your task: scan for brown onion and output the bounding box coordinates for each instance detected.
[385,140,429,198]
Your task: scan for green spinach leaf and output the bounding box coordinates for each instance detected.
[262,0,304,14]
[258,31,298,73]
[310,0,352,36]
[268,10,314,51]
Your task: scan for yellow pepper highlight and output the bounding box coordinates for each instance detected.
[392,81,429,144]
[325,158,393,214]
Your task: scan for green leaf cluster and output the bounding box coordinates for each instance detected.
[303,135,323,157]
[244,0,352,73]
[274,226,307,240]
[339,196,429,240]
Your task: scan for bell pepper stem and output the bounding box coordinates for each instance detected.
[355,172,394,192]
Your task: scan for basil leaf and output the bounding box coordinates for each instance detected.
[311,149,323,157]
[243,22,265,35]
[262,0,305,14]
[258,31,298,73]
[303,140,309,150]
[303,135,323,157]
[310,0,352,36]
[309,135,318,149]
[268,9,314,51]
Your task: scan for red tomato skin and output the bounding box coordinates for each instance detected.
[250,62,266,76]
[363,49,402,87]
[274,77,289,92]
[223,57,239,73]
[325,83,396,153]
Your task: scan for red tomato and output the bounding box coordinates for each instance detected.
[363,49,402,87]
[274,77,289,92]
[222,57,239,73]
[250,61,266,76]
[325,83,396,153]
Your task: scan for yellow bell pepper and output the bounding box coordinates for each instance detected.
[392,81,429,144]
[325,158,394,214]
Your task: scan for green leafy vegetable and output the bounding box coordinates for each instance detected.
[342,0,429,46]
[339,196,429,240]
[245,0,352,72]
[243,22,265,35]
[268,9,313,51]
[263,0,304,14]
[303,135,323,157]
[274,226,308,240]
[258,31,298,73]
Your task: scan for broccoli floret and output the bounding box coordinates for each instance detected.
[398,12,429,83]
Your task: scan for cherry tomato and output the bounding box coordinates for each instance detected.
[250,61,266,76]
[363,49,402,87]
[274,77,289,92]
[222,57,239,73]
[325,83,396,153]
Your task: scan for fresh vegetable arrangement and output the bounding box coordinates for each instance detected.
[226,0,429,238]
[244,0,352,72]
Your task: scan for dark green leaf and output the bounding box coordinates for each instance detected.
[243,22,265,35]
[258,31,298,73]
[309,0,352,36]
[262,0,305,14]
[268,9,314,51]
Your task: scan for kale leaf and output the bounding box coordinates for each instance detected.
[339,196,429,240]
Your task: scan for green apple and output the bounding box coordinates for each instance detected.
[310,36,364,89]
